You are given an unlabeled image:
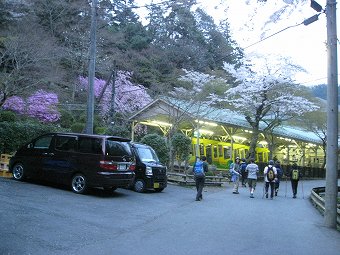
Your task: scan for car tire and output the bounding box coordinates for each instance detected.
[133,179,146,193]
[12,163,26,181]
[154,188,164,192]
[71,174,88,194]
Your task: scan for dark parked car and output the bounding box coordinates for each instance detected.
[130,142,167,193]
[9,133,135,194]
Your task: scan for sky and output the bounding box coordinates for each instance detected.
[137,0,337,86]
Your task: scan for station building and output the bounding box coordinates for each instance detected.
[129,97,326,174]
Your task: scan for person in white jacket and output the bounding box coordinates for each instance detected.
[245,158,259,198]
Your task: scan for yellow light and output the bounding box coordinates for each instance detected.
[232,135,247,142]
[150,120,173,127]
[199,129,214,135]
[195,119,218,127]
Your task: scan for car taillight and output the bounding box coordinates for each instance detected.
[99,161,118,171]
[129,164,136,171]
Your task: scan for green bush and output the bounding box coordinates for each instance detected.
[95,126,106,134]
[70,122,85,133]
[105,124,131,138]
[140,133,169,165]
[171,133,191,162]
[59,109,74,128]
[0,120,65,154]
[0,110,17,122]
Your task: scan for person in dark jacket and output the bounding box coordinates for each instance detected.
[274,160,283,196]
[240,158,247,187]
[193,156,209,201]
[288,163,303,198]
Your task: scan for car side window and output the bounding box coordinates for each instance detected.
[55,136,77,152]
[78,137,102,154]
[33,136,53,149]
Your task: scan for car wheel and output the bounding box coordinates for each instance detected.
[154,188,164,192]
[12,163,25,181]
[71,174,87,194]
[134,179,146,193]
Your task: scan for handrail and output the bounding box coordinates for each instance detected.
[310,187,340,228]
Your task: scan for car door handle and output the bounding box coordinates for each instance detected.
[42,153,54,156]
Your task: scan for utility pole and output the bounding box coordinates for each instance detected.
[85,0,97,134]
[110,60,117,126]
[324,0,338,228]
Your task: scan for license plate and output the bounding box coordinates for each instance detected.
[154,183,159,188]
[118,164,126,171]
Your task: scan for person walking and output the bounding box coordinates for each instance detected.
[274,160,283,196]
[193,156,209,201]
[263,160,277,199]
[288,163,302,198]
[229,157,241,194]
[245,158,259,198]
[240,158,248,187]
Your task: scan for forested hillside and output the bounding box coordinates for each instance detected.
[0,0,243,104]
[0,0,324,146]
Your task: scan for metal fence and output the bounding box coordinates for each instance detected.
[310,186,340,229]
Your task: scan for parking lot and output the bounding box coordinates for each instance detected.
[1,177,339,255]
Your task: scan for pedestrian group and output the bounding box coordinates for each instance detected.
[193,156,303,201]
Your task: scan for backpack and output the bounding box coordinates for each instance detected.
[194,160,204,175]
[267,166,275,182]
[292,169,299,181]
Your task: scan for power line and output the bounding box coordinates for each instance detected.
[243,22,304,50]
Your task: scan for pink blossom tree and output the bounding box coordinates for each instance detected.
[77,71,152,120]
[2,96,26,114]
[2,90,60,122]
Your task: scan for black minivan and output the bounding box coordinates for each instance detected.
[130,142,167,193]
[9,133,136,194]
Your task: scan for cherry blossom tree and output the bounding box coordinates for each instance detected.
[2,90,60,122]
[77,71,152,122]
[210,54,318,159]
[164,70,222,169]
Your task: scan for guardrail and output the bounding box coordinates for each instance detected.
[167,172,228,186]
[310,186,340,228]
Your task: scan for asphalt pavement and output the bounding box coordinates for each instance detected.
[0,177,339,255]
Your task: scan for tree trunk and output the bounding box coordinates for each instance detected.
[248,128,260,159]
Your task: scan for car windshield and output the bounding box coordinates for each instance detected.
[136,146,159,163]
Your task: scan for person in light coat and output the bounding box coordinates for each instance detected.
[229,157,241,194]
[245,158,259,198]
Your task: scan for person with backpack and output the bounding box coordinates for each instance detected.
[245,158,259,198]
[289,163,302,198]
[274,160,283,196]
[263,160,277,199]
[240,158,248,187]
[229,157,241,194]
[193,156,209,201]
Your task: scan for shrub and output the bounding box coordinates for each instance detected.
[58,109,75,128]
[0,120,65,153]
[70,123,85,133]
[140,133,169,165]
[0,111,17,122]
[171,133,191,163]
